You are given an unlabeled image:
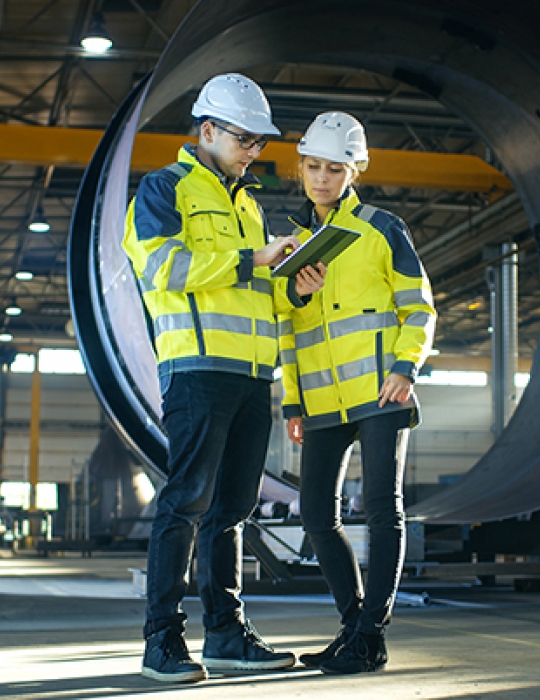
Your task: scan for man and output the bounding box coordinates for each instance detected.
[123,73,325,683]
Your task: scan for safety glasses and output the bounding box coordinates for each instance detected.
[211,121,268,151]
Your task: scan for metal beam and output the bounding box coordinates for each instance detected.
[0,123,514,194]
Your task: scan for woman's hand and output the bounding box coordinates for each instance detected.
[378,373,412,408]
[295,262,326,296]
[287,416,304,445]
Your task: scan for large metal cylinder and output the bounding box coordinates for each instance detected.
[68,0,540,523]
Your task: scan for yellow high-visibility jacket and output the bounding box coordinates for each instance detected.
[278,189,436,430]
[123,144,301,395]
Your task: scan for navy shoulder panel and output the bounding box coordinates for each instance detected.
[133,164,192,241]
[353,204,423,277]
[163,162,194,182]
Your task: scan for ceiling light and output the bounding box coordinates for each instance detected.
[0,333,13,342]
[81,13,113,54]
[28,206,50,233]
[5,304,22,316]
[15,271,34,281]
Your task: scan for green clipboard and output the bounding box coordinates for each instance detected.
[271,223,361,278]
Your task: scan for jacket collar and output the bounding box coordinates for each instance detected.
[289,185,358,228]
[180,142,260,192]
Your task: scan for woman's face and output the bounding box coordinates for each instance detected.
[301,156,354,209]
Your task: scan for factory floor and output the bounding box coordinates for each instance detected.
[1,550,540,700]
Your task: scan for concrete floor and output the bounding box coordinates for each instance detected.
[1,551,540,699]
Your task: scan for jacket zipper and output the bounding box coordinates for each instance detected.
[376,331,384,390]
[231,182,246,237]
[188,293,206,356]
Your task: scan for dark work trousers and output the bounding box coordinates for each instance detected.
[143,371,272,638]
[300,409,410,635]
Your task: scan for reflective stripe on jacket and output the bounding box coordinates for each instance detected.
[278,189,436,430]
[123,144,294,394]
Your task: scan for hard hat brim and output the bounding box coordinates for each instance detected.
[297,142,369,166]
[191,107,281,136]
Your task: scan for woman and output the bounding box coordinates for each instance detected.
[278,112,436,675]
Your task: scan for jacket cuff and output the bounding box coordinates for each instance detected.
[391,360,418,383]
[237,249,254,283]
[287,278,312,308]
[283,404,302,419]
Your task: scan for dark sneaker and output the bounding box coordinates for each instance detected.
[142,627,208,683]
[320,630,387,675]
[299,624,356,668]
[202,619,296,671]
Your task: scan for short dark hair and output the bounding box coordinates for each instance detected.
[193,116,208,128]
[193,116,207,135]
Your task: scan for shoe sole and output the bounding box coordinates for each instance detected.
[202,656,296,671]
[142,665,208,683]
[299,656,323,668]
[320,661,387,675]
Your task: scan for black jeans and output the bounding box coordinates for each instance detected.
[300,409,410,635]
[144,371,272,637]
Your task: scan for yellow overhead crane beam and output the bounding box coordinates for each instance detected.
[0,123,513,194]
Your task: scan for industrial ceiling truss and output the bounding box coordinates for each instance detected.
[0,0,538,358]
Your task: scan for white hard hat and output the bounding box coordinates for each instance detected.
[297,112,369,170]
[191,73,280,136]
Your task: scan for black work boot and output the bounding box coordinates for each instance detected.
[202,619,296,671]
[320,629,387,675]
[142,626,207,682]
[299,623,356,668]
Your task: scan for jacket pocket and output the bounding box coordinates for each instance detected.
[158,362,173,397]
[188,209,232,251]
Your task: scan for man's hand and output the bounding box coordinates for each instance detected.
[254,235,300,268]
[287,416,304,445]
[378,373,412,408]
[295,262,326,296]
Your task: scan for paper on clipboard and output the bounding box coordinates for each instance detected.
[271,224,361,278]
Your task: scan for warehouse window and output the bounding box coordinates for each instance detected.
[416,370,488,386]
[417,370,531,387]
[0,482,58,510]
[515,373,530,388]
[9,353,35,373]
[10,349,86,374]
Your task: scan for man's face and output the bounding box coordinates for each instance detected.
[201,120,266,179]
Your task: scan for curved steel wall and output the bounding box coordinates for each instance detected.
[68,0,540,523]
